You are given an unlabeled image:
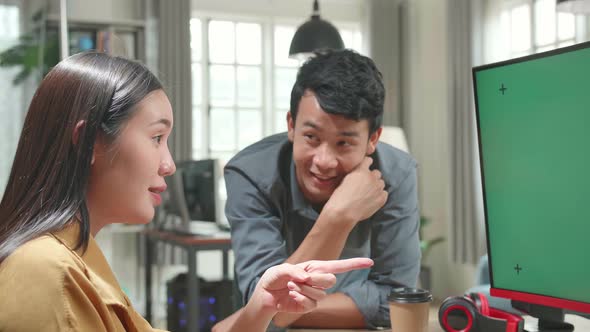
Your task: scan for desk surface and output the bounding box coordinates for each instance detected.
[288,317,439,332]
[289,306,440,332]
[143,228,231,246]
[289,313,590,332]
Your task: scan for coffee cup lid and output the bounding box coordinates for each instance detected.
[388,287,433,304]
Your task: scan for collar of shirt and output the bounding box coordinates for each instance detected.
[289,160,320,220]
[50,223,129,307]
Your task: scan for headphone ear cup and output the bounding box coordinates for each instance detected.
[439,296,479,331]
[477,292,490,316]
[467,292,490,316]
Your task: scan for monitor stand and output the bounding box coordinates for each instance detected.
[512,301,574,332]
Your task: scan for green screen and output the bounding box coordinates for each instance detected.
[475,44,590,304]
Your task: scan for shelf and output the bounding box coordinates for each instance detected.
[46,14,146,29]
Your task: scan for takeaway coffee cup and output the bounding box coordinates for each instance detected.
[388,287,433,332]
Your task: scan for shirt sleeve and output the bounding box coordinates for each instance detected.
[224,166,289,304]
[340,162,422,329]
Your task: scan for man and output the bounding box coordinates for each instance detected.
[222,49,421,329]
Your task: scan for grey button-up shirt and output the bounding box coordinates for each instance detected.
[224,133,421,328]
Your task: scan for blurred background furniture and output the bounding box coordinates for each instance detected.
[144,229,231,332]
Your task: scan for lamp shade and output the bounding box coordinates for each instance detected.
[379,126,409,153]
[289,0,344,59]
[557,0,590,13]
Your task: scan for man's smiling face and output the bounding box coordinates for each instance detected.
[287,90,380,206]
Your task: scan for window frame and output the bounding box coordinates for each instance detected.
[501,0,587,59]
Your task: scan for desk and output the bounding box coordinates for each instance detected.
[144,229,232,332]
[289,306,440,332]
[289,313,590,332]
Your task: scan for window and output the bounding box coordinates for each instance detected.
[273,25,299,135]
[501,0,584,59]
[191,16,363,164]
[0,3,22,197]
[191,18,264,163]
[190,18,203,159]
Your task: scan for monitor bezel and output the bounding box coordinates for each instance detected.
[472,40,590,315]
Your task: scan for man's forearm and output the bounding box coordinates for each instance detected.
[275,208,358,326]
[273,292,366,328]
[285,207,356,264]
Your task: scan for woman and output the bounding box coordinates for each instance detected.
[0,52,372,331]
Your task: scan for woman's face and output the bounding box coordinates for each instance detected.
[86,90,176,232]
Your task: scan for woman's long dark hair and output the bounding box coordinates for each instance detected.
[0,52,163,262]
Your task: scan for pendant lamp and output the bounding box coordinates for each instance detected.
[289,0,345,59]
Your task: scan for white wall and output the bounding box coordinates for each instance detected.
[192,0,366,22]
[403,0,477,300]
[368,0,402,126]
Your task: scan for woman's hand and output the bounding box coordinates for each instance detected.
[251,258,374,314]
[217,257,373,332]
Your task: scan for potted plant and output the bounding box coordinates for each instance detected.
[419,216,444,290]
[0,9,59,85]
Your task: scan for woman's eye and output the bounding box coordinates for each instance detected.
[153,135,163,144]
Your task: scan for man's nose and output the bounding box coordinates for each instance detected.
[312,143,338,171]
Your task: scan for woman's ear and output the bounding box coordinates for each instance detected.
[72,120,85,146]
[72,120,96,165]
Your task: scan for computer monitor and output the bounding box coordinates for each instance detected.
[473,41,590,330]
[175,159,228,233]
[181,159,219,222]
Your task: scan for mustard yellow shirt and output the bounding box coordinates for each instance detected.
[0,224,167,332]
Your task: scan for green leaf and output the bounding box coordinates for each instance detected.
[13,67,31,85]
[424,237,445,249]
[0,6,60,85]
[0,32,60,84]
[420,216,431,228]
[421,237,445,260]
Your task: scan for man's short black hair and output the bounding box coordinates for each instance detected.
[289,49,385,134]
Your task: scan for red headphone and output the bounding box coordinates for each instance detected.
[439,293,524,332]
